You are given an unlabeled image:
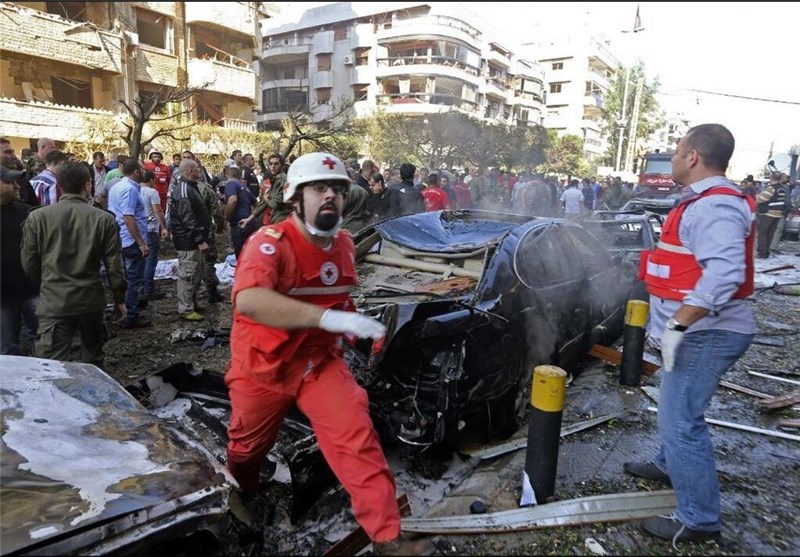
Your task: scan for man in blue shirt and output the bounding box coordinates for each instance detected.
[223,165,257,258]
[108,158,151,328]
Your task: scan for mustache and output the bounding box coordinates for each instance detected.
[320,202,338,211]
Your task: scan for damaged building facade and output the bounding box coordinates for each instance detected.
[0,1,263,153]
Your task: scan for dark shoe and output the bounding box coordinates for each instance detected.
[373,536,438,556]
[623,461,672,485]
[122,315,152,329]
[771,249,783,255]
[228,490,262,530]
[642,514,720,549]
[136,298,149,310]
[145,291,167,301]
[208,288,225,303]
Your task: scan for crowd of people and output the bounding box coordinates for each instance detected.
[1,131,798,553]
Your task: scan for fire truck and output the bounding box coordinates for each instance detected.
[635,151,678,197]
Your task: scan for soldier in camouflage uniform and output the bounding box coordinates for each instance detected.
[248,153,290,225]
[197,176,224,303]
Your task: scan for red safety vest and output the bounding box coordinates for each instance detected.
[228,219,357,386]
[643,186,755,301]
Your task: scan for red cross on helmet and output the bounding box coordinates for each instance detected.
[283,152,351,202]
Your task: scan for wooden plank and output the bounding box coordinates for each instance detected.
[777,419,800,429]
[324,494,411,556]
[762,264,795,273]
[588,344,660,376]
[719,380,771,399]
[762,391,800,411]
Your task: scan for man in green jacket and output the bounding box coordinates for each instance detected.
[22,162,127,368]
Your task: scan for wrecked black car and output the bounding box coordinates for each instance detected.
[0,356,232,556]
[345,210,638,449]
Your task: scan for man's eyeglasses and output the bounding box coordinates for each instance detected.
[306,181,349,195]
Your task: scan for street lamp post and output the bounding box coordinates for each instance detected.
[614,67,630,173]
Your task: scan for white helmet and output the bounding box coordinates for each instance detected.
[283,152,351,202]
[148,148,162,159]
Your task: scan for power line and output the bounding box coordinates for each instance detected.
[673,88,800,106]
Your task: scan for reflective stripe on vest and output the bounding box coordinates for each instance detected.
[644,186,755,301]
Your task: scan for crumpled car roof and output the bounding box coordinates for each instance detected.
[373,210,533,253]
[0,356,231,556]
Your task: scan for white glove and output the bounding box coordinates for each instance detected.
[659,327,685,372]
[319,309,386,340]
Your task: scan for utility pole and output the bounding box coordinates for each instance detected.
[614,68,630,173]
[624,77,644,173]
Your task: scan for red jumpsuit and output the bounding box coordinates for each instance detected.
[143,160,171,208]
[225,217,401,542]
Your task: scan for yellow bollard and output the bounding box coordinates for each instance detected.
[523,365,567,505]
[621,300,649,386]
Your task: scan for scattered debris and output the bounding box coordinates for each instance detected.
[462,414,620,461]
[719,380,771,399]
[585,537,609,555]
[776,419,800,430]
[762,264,796,274]
[748,370,800,386]
[641,385,659,404]
[588,344,660,376]
[470,500,488,514]
[323,495,411,556]
[761,391,800,412]
[752,335,787,347]
[646,407,800,442]
[775,284,800,295]
[401,490,677,534]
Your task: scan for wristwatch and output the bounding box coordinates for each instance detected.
[665,317,688,332]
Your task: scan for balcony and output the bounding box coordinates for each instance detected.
[262,37,311,64]
[185,2,256,37]
[375,93,480,116]
[135,47,179,87]
[376,58,481,87]
[312,103,334,121]
[350,65,374,85]
[483,76,510,101]
[311,31,334,55]
[583,92,604,119]
[487,45,512,68]
[0,3,124,73]
[188,58,257,101]
[376,15,480,46]
[0,97,117,142]
[199,117,256,132]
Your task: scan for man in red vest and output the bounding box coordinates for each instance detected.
[225,152,435,555]
[143,148,171,208]
[626,124,755,547]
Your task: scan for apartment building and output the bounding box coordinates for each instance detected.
[0,1,262,153]
[522,34,621,162]
[258,2,546,132]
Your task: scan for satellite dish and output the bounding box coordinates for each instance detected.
[766,153,792,173]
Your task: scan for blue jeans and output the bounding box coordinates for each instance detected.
[122,243,145,323]
[143,231,161,295]
[0,296,38,355]
[653,329,753,532]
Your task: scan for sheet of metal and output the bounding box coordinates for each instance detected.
[463,414,620,461]
[401,490,677,534]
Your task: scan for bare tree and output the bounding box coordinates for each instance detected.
[278,97,358,160]
[118,83,210,159]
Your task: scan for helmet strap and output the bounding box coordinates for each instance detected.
[297,195,342,238]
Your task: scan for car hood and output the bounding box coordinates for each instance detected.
[0,356,232,555]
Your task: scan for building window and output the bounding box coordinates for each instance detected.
[317,88,331,103]
[549,83,563,94]
[333,24,349,41]
[263,87,308,112]
[353,84,368,102]
[46,1,86,22]
[355,47,370,66]
[51,76,92,108]
[552,62,563,70]
[136,9,172,52]
[317,53,332,71]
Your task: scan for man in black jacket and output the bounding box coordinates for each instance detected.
[168,159,210,321]
[388,162,424,217]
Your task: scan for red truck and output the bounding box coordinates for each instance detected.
[635,151,679,197]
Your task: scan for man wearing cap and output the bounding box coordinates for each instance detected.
[1,166,38,355]
[225,152,435,555]
[21,162,127,368]
[143,148,172,208]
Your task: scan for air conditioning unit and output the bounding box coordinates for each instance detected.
[343,55,354,65]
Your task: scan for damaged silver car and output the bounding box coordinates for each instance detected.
[345,210,638,449]
[0,355,233,556]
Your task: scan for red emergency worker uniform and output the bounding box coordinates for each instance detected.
[643,186,755,300]
[143,160,172,208]
[225,216,401,542]
[421,186,450,212]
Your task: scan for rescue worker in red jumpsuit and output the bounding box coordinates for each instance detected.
[143,148,171,208]
[225,152,436,556]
